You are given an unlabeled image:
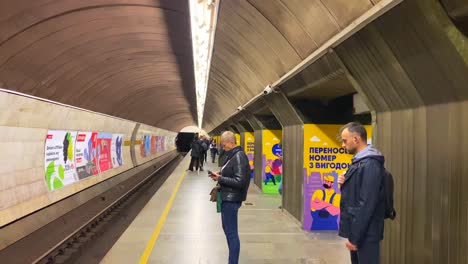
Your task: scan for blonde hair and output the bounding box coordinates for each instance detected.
[221,131,236,144]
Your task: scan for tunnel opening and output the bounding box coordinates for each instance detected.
[176,132,196,153]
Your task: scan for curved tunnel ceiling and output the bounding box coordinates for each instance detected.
[0,0,197,132]
[203,0,379,132]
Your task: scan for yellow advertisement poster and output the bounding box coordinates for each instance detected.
[262,130,282,194]
[212,135,220,146]
[235,133,240,146]
[244,132,255,178]
[303,124,372,231]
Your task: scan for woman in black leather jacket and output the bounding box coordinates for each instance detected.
[209,131,250,264]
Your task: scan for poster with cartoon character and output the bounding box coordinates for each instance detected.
[75,132,99,179]
[44,130,78,191]
[111,134,124,168]
[244,132,255,179]
[303,124,372,231]
[262,130,282,194]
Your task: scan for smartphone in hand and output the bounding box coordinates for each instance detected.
[207,170,212,176]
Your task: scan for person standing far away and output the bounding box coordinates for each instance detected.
[198,135,207,171]
[209,131,250,264]
[337,122,386,264]
[203,136,210,163]
[187,135,202,172]
[210,139,218,163]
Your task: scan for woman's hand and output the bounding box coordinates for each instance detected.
[209,171,221,181]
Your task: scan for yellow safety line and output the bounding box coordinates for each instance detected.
[138,170,187,264]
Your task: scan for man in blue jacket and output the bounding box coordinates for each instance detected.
[338,122,385,264]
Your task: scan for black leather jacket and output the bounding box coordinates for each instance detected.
[218,146,250,202]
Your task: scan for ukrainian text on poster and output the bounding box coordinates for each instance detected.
[302,124,372,231]
[44,130,78,191]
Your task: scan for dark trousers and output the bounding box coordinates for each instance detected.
[211,151,217,163]
[202,150,207,163]
[188,156,199,171]
[350,242,380,264]
[221,201,242,264]
[199,152,206,168]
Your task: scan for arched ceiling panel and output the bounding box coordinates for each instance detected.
[203,0,376,132]
[0,0,196,131]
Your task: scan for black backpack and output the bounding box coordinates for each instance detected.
[356,161,396,220]
[384,169,396,220]
[201,141,208,151]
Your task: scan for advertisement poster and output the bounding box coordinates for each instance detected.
[161,136,166,152]
[140,134,152,158]
[262,130,282,194]
[111,134,124,168]
[97,133,113,173]
[140,135,147,158]
[244,132,255,178]
[156,136,163,153]
[212,135,220,146]
[303,124,372,231]
[44,130,78,191]
[235,133,240,145]
[75,132,99,179]
[150,135,157,155]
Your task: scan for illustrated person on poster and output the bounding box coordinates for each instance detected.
[310,172,341,230]
[272,152,282,191]
[248,158,254,179]
[264,160,276,185]
[269,143,283,188]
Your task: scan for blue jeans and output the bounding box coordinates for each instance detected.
[221,201,242,264]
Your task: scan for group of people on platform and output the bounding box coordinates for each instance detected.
[187,134,221,172]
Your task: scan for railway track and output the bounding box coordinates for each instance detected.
[0,154,184,264]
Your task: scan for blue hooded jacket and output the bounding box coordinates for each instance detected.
[339,145,386,246]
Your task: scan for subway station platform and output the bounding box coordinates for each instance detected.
[102,155,349,264]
